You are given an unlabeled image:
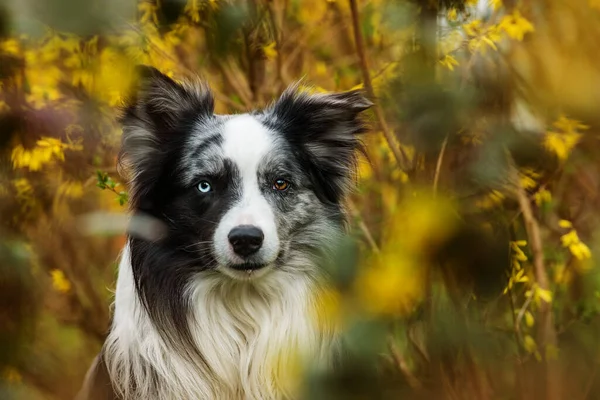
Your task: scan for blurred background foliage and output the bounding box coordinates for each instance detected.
[1,0,600,399]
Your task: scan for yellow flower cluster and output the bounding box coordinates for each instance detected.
[559,220,592,261]
[355,195,457,317]
[503,240,529,294]
[463,10,534,54]
[11,137,83,171]
[544,115,588,162]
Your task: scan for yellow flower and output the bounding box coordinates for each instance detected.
[498,10,534,41]
[463,20,483,36]
[553,115,589,133]
[312,287,343,332]
[475,190,505,209]
[51,269,71,293]
[544,131,579,161]
[57,181,84,199]
[518,168,540,190]
[447,8,458,22]
[0,38,21,55]
[570,242,592,261]
[356,255,423,317]
[315,62,328,76]
[357,157,372,181]
[139,1,159,25]
[263,42,277,61]
[524,311,534,327]
[439,54,459,71]
[559,219,573,229]
[560,230,580,247]
[534,188,551,206]
[11,137,82,171]
[489,0,503,10]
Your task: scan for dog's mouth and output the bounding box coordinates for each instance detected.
[228,262,268,272]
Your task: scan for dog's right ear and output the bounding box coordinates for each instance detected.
[118,66,214,194]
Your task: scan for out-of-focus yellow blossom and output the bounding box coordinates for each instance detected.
[504,240,529,294]
[475,190,505,210]
[358,157,372,181]
[525,283,553,306]
[498,10,535,41]
[263,42,278,61]
[544,116,588,161]
[356,194,456,316]
[559,221,592,262]
[12,137,83,171]
[356,255,423,316]
[447,8,458,22]
[57,181,84,199]
[463,20,483,37]
[312,286,343,332]
[315,62,328,76]
[534,188,552,206]
[489,0,503,10]
[0,38,21,55]
[139,1,159,25]
[439,54,459,71]
[519,168,540,190]
[51,269,72,293]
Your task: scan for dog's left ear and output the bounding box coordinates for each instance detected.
[266,85,373,203]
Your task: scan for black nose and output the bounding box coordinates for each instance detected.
[228,225,264,257]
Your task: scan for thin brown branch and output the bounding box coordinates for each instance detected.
[432,134,449,196]
[348,199,379,254]
[387,335,422,391]
[348,0,408,171]
[267,0,285,93]
[217,60,254,107]
[512,161,561,400]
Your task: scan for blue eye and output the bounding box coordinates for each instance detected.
[197,180,212,193]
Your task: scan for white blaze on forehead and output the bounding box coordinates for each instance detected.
[221,114,274,172]
[213,114,280,270]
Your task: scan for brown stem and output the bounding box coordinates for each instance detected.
[267,0,285,93]
[513,166,561,400]
[387,335,422,390]
[348,0,408,171]
[348,199,379,254]
[432,134,448,196]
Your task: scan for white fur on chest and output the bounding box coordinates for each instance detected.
[104,245,331,400]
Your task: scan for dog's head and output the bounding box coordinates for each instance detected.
[119,66,372,283]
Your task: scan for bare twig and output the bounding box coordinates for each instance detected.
[432,134,449,196]
[267,0,285,92]
[387,335,422,390]
[348,0,408,171]
[348,199,379,253]
[217,60,254,107]
[514,295,533,335]
[511,159,561,400]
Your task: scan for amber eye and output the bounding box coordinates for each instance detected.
[272,178,290,192]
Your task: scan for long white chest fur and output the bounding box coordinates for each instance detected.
[103,245,333,400]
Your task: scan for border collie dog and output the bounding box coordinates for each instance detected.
[78,66,372,400]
